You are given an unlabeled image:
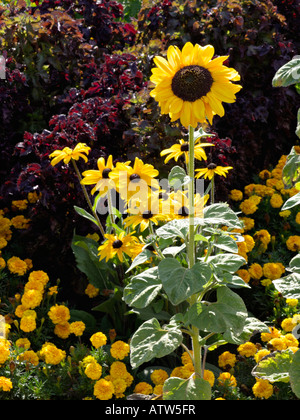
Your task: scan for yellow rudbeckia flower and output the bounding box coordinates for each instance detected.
[81,155,115,195]
[49,143,91,166]
[195,164,233,180]
[150,42,242,127]
[160,138,214,164]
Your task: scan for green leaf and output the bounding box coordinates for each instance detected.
[282,146,300,189]
[289,254,300,274]
[74,206,100,227]
[273,273,300,299]
[296,108,300,139]
[168,165,190,189]
[69,309,97,332]
[156,219,189,240]
[281,191,300,210]
[126,248,153,273]
[203,253,246,274]
[272,56,300,87]
[130,317,183,369]
[203,203,243,229]
[252,349,294,383]
[189,286,248,342]
[71,234,115,290]
[123,267,162,309]
[158,258,212,305]
[212,234,238,253]
[290,350,300,398]
[163,376,211,401]
[162,244,186,257]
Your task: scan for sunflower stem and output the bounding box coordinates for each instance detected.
[71,159,105,238]
[187,125,202,379]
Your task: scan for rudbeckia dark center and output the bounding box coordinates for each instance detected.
[179,206,189,216]
[102,168,112,178]
[208,163,217,169]
[129,173,141,182]
[171,65,213,102]
[180,142,189,152]
[112,239,123,249]
[142,210,153,219]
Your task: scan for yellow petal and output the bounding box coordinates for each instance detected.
[153,56,174,76]
[181,42,194,66]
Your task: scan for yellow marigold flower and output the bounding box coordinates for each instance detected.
[0,257,6,270]
[285,333,299,348]
[170,366,185,378]
[296,212,300,224]
[270,193,283,208]
[0,237,7,249]
[134,382,153,395]
[123,371,134,388]
[85,362,102,380]
[252,379,273,399]
[49,142,91,166]
[279,210,291,218]
[286,235,300,252]
[28,270,49,286]
[217,372,237,387]
[150,369,169,386]
[281,318,295,332]
[7,256,28,276]
[39,342,66,365]
[85,283,99,298]
[0,339,10,364]
[11,199,28,211]
[10,215,31,229]
[181,362,195,379]
[18,350,39,367]
[0,376,13,392]
[153,384,163,395]
[244,235,255,252]
[253,229,271,247]
[263,262,285,280]
[21,289,43,309]
[195,164,233,180]
[27,191,41,204]
[24,278,44,293]
[259,169,271,180]
[239,198,259,215]
[269,337,287,351]
[48,304,70,325]
[261,327,281,342]
[150,42,242,127]
[110,340,130,360]
[236,269,251,284]
[237,342,257,357]
[70,321,85,336]
[54,322,71,339]
[286,299,298,308]
[110,361,128,379]
[94,379,114,400]
[248,263,263,280]
[20,310,37,333]
[229,189,243,201]
[254,349,270,363]
[15,338,31,349]
[160,138,213,164]
[15,304,26,318]
[90,332,107,349]
[218,351,237,369]
[181,350,194,365]
[48,286,58,296]
[203,369,215,387]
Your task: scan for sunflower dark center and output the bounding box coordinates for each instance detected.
[179,206,189,216]
[142,210,153,219]
[112,239,123,249]
[171,65,213,102]
[102,168,112,179]
[129,173,141,182]
[180,142,189,152]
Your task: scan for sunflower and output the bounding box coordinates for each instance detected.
[160,138,213,164]
[109,157,160,201]
[98,231,138,263]
[195,163,233,180]
[49,143,91,166]
[150,42,242,128]
[81,155,115,195]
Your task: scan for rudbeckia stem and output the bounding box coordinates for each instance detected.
[187,125,202,379]
[71,159,106,238]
